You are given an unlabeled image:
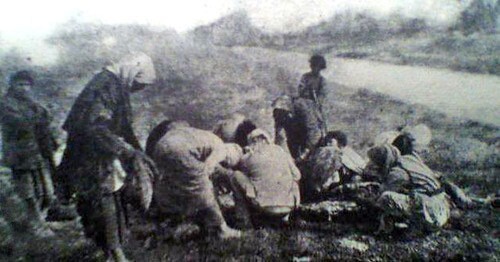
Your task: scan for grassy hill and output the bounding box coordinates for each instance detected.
[0,23,498,260]
[190,5,500,75]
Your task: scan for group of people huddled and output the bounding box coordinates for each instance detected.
[1,53,496,261]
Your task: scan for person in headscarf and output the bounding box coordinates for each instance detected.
[149,121,243,239]
[0,70,74,236]
[57,52,157,262]
[229,129,301,228]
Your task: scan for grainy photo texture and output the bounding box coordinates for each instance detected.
[0,1,498,261]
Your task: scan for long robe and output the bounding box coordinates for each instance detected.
[58,69,141,250]
[58,69,141,196]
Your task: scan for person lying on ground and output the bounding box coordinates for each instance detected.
[366,140,495,235]
[149,120,243,240]
[391,132,493,210]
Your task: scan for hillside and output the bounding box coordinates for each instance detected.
[189,3,500,75]
[0,23,498,260]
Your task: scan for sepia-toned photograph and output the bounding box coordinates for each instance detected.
[0,1,498,261]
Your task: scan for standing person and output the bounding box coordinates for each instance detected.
[57,53,157,262]
[294,54,329,161]
[298,54,328,112]
[0,70,62,236]
[149,121,243,239]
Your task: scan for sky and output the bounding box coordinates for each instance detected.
[0,0,470,65]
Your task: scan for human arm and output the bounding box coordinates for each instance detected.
[202,143,230,176]
[380,167,411,194]
[287,152,301,181]
[83,95,136,158]
[297,74,308,98]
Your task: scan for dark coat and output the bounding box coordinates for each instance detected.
[58,69,141,196]
[0,91,56,170]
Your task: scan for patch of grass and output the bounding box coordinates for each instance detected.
[0,24,498,260]
[366,32,500,75]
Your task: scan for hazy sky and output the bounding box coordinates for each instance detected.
[0,0,469,65]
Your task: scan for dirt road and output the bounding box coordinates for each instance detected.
[330,57,500,126]
[233,47,500,126]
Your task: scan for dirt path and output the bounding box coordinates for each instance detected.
[233,47,500,126]
[330,57,500,126]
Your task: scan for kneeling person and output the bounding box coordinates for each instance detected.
[302,131,367,201]
[230,129,301,228]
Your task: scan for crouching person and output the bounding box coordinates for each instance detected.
[149,121,243,239]
[58,53,157,262]
[229,129,301,228]
[301,130,369,202]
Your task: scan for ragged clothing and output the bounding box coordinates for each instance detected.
[297,72,326,109]
[151,125,235,227]
[237,143,301,210]
[293,98,326,154]
[302,145,366,201]
[59,69,141,196]
[382,153,442,196]
[0,90,58,222]
[302,145,343,198]
[0,91,57,170]
[378,191,451,229]
[369,145,451,229]
[58,53,156,252]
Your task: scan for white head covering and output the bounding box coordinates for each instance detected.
[247,128,272,145]
[374,130,401,146]
[213,113,246,142]
[272,95,293,111]
[374,124,432,149]
[106,52,156,87]
[169,120,190,129]
[402,124,432,149]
